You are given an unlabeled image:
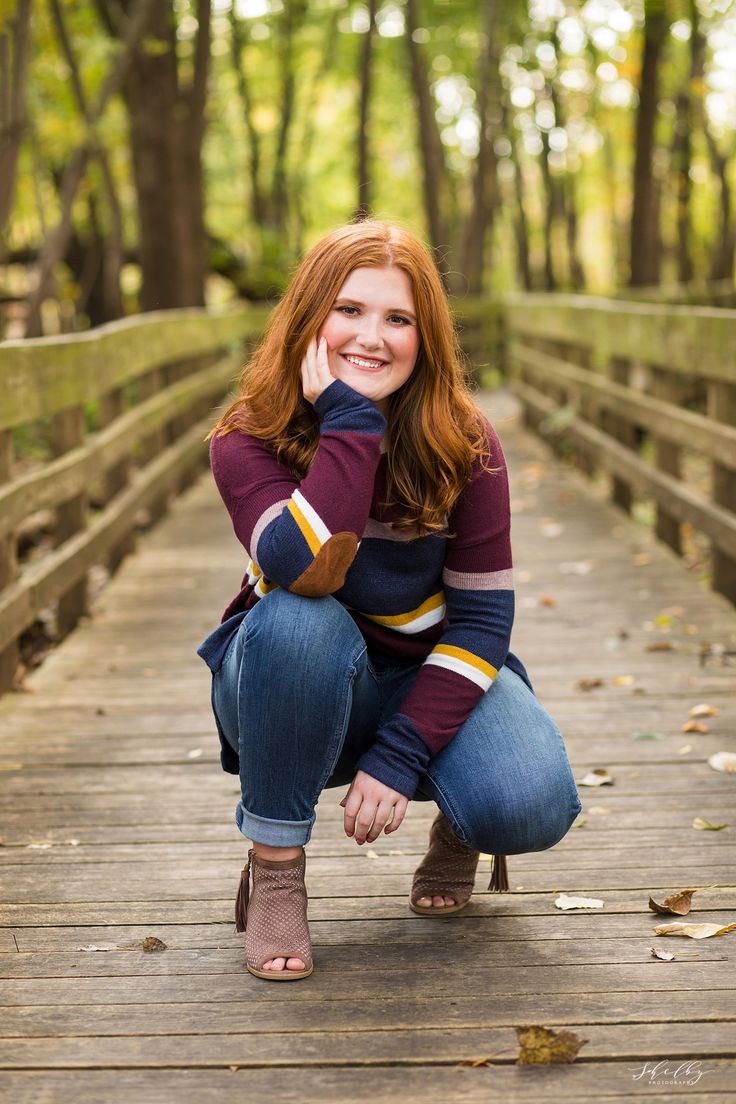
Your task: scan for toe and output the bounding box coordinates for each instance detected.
[265,957,286,971]
[286,957,306,971]
[416,896,432,907]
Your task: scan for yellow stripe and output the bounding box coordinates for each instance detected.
[360,591,445,628]
[433,644,497,681]
[287,498,322,556]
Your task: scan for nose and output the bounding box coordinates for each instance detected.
[356,315,383,350]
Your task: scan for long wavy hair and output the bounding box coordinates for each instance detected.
[209,220,493,534]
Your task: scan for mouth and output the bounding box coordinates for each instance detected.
[340,353,388,372]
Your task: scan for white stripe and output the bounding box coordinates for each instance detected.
[443,567,514,591]
[252,499,290,559]
[291,489,332,545]
[424,651,495,691]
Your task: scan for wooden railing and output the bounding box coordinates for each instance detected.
[0,304,268,690]
[505,293,736,605]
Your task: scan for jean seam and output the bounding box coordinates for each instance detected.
[308,643,367,807]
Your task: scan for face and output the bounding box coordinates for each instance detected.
[317,266,420,416]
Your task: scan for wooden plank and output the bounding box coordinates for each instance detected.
[0,353,241,542]
[508,378,736,558]
[506,292,736,382]
[0,306,267,429]
[0,1022,735,1068]
[0,1066,732,1102]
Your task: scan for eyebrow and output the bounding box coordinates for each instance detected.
[334,297,416,320]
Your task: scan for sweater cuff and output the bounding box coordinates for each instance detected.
[355,713,431,799]
[313,379,387,434]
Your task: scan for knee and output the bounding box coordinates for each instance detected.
[241,589,358,667]
[462,788,581,856]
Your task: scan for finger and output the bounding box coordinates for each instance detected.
[366,799,395,843]
[343,789,362,837]
[354,804,378,845]
[384,797,409,834]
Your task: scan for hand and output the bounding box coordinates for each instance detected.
[301,335,335,404]
[340,770,409,845]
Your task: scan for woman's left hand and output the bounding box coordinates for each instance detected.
[340,770,409,844]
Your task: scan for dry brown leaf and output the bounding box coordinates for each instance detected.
[458,1058,496,1067]
[654,921,736,939]
[709,752,736,773]
[575,677,604,691]
[682,720,708,734]
[648,888,698,916]
[578,769,613,787]
[141,937,167,952]
[538,595,557,607]
[645,641,674,652]
[515,1025,587,1065]
[693,817,728,831]
[689,703,720,718]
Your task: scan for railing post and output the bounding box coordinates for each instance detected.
[0,431,19,690]
[99,384,135,572]
[51,405,88,636]
[606,355,635,514]
[708,379,736,603]
[651,367,686,555]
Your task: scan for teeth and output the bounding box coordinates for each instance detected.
[344,354,384,368]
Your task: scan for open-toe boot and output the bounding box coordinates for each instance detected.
[410,810,509,916]
[234,847,313,980]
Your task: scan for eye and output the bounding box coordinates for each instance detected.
[335,305,359,315]
[389,314,412,325]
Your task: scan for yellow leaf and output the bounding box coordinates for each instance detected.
[692,817,728,831]
[689,703,719,718]
[515,1025,587,1064]
[682,720,708,733]
[613,674,634,686]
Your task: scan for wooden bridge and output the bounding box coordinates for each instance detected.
[0,300,735,1100]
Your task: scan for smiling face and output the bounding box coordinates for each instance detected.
[317,265,420,416]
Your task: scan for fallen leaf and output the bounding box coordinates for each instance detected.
[572,817,587,828]
[648,888,698,916]
[66,839,80,847]
[613,674,635,686]
[690,703,720,718]
[678,745,693,755]
[645,641,674,652]
[578,769,613,787]
[588,805,610,816]
[709,752,736,773]
[693,817,728,831]
[76,945,115,952]
[187,748,203,759]
[632,732,664,740]
[540,521,563,538]
[649,946,675,960]
[515,1025,587,1064]
[555,894,604,910]
[682,720,708,734]
[632,553,651,566]
[365,849,380,859]
[558,561,593,575]
[27,843,51,850]
[654,921,736,939]
[459,1057,496,1067]
[575,677,604,691]
[141,937,167,952]
[538,595,557,607]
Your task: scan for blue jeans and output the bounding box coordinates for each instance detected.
[210,588,582,850]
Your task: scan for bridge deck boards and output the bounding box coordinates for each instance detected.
[0,390,734,1101]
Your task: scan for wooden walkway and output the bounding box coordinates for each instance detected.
[0,390,734,1102]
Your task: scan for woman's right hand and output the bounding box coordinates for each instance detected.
[301,335,335,405]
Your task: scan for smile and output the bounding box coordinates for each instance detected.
[341,353,387,371]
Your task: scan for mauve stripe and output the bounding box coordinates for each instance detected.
[251,498,290,560]
[443,567,514,591]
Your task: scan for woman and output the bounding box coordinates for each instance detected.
[197,219,582,981]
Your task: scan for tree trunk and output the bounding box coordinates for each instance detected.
[271,0,307,237]
[501,98,532,291]
[355,0,378,220]
[0,0,31,244]
[25,0,157,334]
[48,0,124,321]
[539,122,557,291]
[629,0,668,287]
[405,0,450,272]
[230,7,266,227]
[672,0,703,284]
[460,0,500,295]
[174,0,210,307]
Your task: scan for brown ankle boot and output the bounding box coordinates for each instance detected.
[235,848,313,980]
[410,810,509,915]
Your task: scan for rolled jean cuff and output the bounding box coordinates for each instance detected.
[235,801,315,847]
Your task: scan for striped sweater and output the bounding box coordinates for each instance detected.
[197,377,531,798]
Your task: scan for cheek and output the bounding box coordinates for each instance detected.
[318,315,350,347]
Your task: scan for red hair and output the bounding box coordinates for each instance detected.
[210,220,492,533]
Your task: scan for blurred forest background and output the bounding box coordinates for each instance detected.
[1,0,735,340]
